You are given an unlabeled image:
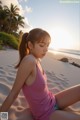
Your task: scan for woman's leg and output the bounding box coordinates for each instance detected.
[55,84,80,109]
[50,110,80,120]
[50,85,80,120]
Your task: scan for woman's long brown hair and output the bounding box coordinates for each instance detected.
[15,33,28,68]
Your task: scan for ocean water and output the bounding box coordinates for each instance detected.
[49,49,80,59]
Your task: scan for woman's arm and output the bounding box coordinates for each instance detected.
[0,56,35,112]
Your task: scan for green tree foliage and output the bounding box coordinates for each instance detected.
[0,1,24,33]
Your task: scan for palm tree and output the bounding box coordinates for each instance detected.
[0,3,25,33]
[0,1,8,31]
[10,16,24,33]
[0,1,2,10]
[16,15,24,30]
[4,3,20,33]
[0,9,8,31]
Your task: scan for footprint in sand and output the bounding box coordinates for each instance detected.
[3,65,17,73]
[0,69,6,75]
[46,70,69,91]
[6,75,15,82]
[0,83,10,95]
[60,73,64,76]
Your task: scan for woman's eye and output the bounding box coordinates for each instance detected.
[39,44,44,47]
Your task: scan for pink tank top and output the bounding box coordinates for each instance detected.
[22,64,56,120]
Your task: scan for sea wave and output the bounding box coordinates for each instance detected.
[49,49,80,59]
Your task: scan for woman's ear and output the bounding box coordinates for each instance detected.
[28,41,33,50]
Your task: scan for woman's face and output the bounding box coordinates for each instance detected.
[30,36,51,58]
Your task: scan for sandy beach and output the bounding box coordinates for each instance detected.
[0,50,80,120]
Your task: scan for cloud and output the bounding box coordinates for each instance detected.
[25,6,32,13]
[21,6,32,15]
[24,0,28,2]
[18,0,28,3]
[18,0,23,3]
[1,0,32,31]
[19,17,33,33]
[1,0,19,7]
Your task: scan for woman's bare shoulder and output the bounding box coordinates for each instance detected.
[20,54,37,67]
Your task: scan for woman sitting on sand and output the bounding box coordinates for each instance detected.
[0,28,80,120]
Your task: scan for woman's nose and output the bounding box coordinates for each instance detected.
[44,46,48,52]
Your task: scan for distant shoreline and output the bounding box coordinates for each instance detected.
[49,49,80,59]
[48,50,80,68]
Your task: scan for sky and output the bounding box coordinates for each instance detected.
[1,0,80,50]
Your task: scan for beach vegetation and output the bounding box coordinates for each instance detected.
[0,32,18,50]
[0,44,3,50]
